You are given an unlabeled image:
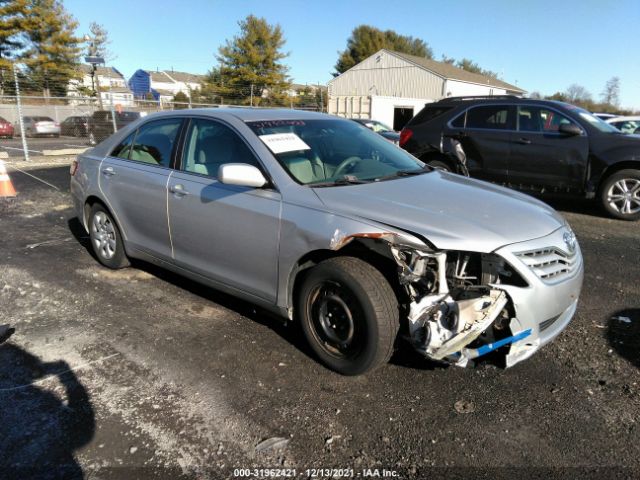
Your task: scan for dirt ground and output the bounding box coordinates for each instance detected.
[1,157,639,480]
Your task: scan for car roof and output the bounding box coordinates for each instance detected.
[142,107,335,124]
[431,96,576,110]
[605,116,640,122]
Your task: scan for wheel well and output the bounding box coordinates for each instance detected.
[419,152,453,169]
[288,239,404,318]
[597,161,640,193]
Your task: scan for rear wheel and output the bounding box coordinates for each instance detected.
[427,159,452,172]
[297,257,398,375]
[600,169,640,220]
[88,204,129,269]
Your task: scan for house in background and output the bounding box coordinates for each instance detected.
[68,65,135,106]
[128,69,204,101]
[328,49,525,130]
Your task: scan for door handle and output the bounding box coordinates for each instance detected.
[516,138,532,145]
[102,166,116,176]
[170,184,189,196]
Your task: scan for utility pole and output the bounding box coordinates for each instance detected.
[250,84,254,107]
[13,64,29,162]
[319,82,324,112]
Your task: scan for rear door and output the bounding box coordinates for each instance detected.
[98,117,184,260]
[167,117,281,302]
[448,104,514,183]
[508,106,589,190]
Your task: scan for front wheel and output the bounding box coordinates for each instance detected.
[297,257,399,375]
[88,204,130,269]
[600,169,640,220]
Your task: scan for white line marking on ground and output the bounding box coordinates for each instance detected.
[64,143,88,148]
[0,353,120,392]
[1,145,43,154]
[5,163,60,190]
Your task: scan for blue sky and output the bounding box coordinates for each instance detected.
[65,0,640,109]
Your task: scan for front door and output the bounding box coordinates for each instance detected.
[508,106,589,190]
[98,117,184,260]
[167,117,281,302]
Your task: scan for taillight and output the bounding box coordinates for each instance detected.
[70,160,78,176]
[399,128,413,147]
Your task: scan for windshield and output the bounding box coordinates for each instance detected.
[248,119,425,186]
[563,105,620,133]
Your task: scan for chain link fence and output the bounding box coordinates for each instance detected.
[0,62,327,160]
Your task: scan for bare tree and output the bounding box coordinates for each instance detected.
[565,84,592,103]
[601,76,620,106]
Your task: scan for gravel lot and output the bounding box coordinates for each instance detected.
[1,157,639,479]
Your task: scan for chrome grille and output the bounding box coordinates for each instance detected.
[515,247,580,284]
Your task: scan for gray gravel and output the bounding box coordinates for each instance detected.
[1,158,639,479]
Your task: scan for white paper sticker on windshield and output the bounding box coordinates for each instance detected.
[259,133,310,154]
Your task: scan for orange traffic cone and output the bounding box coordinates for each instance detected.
[0,160,16,197]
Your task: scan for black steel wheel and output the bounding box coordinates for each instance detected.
[298,257,398,375]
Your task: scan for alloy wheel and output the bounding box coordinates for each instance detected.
[91,211,117,260]
[607,178,640,215]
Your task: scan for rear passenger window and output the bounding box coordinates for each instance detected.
[466,105,513,130]
[111,133,135,159]
[451,112,466,128]
[411,106,452,125]
[129,118,183,167]
[182,118,259,178]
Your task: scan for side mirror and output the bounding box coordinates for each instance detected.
[558,123,582,136]
[218,163,267,188]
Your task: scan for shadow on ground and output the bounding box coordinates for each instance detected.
[0,343,95,479]
[607,309,640,368]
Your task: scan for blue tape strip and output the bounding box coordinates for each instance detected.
[469,328,533,358]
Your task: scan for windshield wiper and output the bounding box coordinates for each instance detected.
[311,176,371,187]
[374,167,431,182]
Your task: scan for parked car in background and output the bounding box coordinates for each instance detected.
[87,110,142,145]
[0,116,14,138]
[400,96,640,220]
[352,118,400,144]
[71,108,583,375]
[60,115,90,137]
[605,116,640,135]
[592,113,617,121]
[18,116,60,137]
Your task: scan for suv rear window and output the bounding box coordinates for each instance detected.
[466,105,513,130]
[411,106,452,125]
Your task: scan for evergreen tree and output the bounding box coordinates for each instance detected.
[172,90,189,108]
[334,25,432,74]
[86,22,112,60]
[21,0,82,97]
[0,0,29,93]
[215,15,290,106]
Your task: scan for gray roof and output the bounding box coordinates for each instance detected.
[147,71,173,83]
[78,65,124,79]
[386,50,525,93]
[163,70,204,84]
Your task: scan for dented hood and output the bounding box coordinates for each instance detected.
[313,171,565,252]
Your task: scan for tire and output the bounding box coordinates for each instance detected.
[88,204,130,269]
[428,159,453,172]
[297,256,399,375]
[600,169,640,221]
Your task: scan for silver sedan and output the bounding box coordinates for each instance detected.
[70,109,583,375]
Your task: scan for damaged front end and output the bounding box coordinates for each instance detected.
[391,245,529,367]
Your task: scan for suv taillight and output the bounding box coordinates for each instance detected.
[399,128,413,147]
[70,160,78,176]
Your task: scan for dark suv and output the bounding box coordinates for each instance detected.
[400,96,640,220]
[88,110,142,145]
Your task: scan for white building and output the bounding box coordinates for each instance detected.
[146,70,204,99]
[328,49,525,130]
[68,65,135,107]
